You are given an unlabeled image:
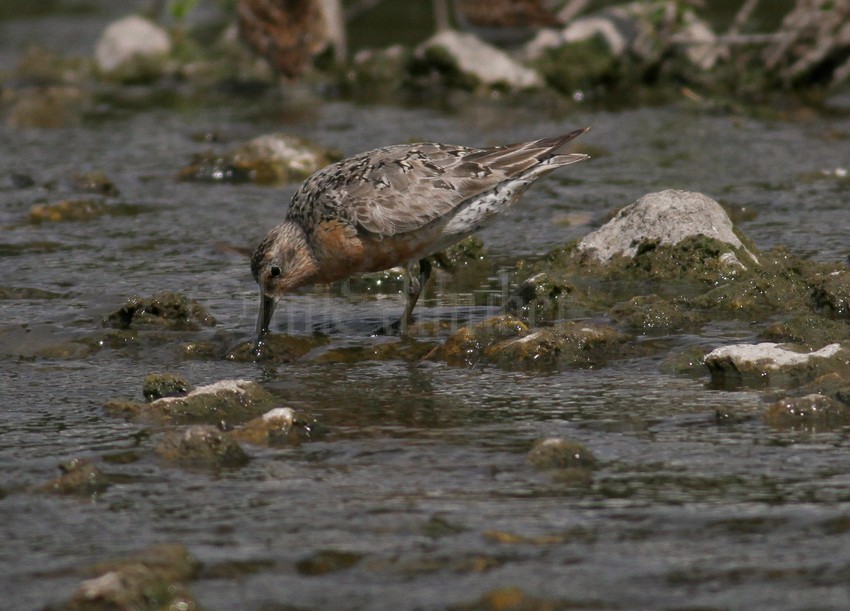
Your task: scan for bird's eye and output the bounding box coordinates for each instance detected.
[270,265,282,278]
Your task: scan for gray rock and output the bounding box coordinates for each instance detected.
[95,15,171,79]
[417,30,543,89]
[577,189,758,265]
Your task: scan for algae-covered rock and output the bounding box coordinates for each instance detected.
[482,321,633,370]
[577,190,757,268]
[147,379,276,423]
[102,397,147,418]
[230,407,322,446]
[178,133,341,185]
[511,191,849,344]
[435,236,488,269]
[690,254,822,317]
[760,314,850,348]
[811,269,850,318]
[95,15,172,82]
[705,342,850,388]
[68,543,199,611]
[313,337,440,364]
[527,438,597,470]
[609,294,702,333]
[104,292,217,331]
[507,272,578,322]
[659,345,709,377]
[532,35,621,98]
[105,378,277,424]
[228,333,328,363]
[155,425,249,469]
[143,373,191,402]
[5,86,88,129]
[440,315,529,365]
[764,394,850,430]
[348,44,411,95]
[37,458,109,497]
[28,199,110,224]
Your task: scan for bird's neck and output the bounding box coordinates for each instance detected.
[275,220,321,291]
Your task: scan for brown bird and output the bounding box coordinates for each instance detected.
[237,0,344,78]
[250,129,589,348]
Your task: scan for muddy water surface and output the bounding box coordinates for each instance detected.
[2,6,850,610]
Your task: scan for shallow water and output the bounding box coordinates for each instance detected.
[2,4,850,610]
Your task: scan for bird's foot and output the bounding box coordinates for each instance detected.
[371,317,413,336]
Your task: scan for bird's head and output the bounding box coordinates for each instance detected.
[250,221,316,349]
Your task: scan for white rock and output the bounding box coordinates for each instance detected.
[95,15,171,74]
[706,343,843,370]
[563,17,628,56]
[262,407,296,424]
[418,30,543,89]
[577,189,758,265]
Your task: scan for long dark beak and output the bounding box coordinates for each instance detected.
[254,291,277,351]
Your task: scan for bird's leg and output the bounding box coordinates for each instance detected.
[374,258,432,335]
[400,258,432,333]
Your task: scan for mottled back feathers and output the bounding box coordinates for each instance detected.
[286,129,589,238]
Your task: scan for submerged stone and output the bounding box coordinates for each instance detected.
[231,407,320,446]
[104,291,217,331]
[37,458,109,497]
[313,337,439,364]
[440,315,529,365]
[105,378,277,424]
[228,333,328,363]
[146,379,277,423]
[69,171,119,196]
[527,438,597,470]
[705,342,850,388]
[28,199,109,224]
[0,286,64,299]
[155,425,249,469]
[179,133,341,185]
[295,550,362,576]
[68,543,199,611]
[482,321,632,370]
[5,86,87,129]
[609,294,701,333]
[764,394,850,430]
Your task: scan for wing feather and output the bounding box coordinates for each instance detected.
[287,129,588,237]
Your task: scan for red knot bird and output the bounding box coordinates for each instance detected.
[251,128,589,348]
[237,0,345,78]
